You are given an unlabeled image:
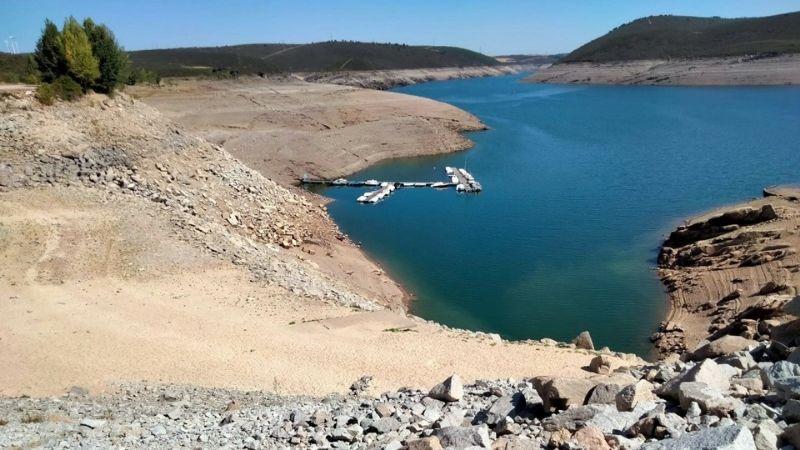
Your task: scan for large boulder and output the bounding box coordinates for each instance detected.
[433,425,491,448]
[485,393,526,425]
[589,355,613,374]
[657,359,732,399]
[773,376,800,401]
[783,296,800,316]
[691,336,757,360]
[406,437,444,450]
[587,383,623,405]
[573,331,595,350]
[533,377,596,412]
[428,375,463,402]
[573,425,610,450]
[616,380,657,412]
[641,425,755,449]
[677,382,741,416]
[761,361,800,388]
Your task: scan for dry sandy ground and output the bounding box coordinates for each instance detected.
[129,78,486,185]
[655,188,800,356]
[527,54,800,85]
[0,187,633,397]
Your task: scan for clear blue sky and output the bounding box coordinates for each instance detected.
[3,0,800,55]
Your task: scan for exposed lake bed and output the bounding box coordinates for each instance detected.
[314,73,800,356]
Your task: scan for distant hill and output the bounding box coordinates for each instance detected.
[0,52,29,83]
[563,12,800,62]
[128,41,500,77]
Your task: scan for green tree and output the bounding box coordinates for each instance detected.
[83,18,128,93]
[61,16,99,88]
[33,19,66,82]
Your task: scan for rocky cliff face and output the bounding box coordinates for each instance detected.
[655,190,800,357]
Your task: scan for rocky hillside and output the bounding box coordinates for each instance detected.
[5,325,800,448]
[0,90,380,310]
[655,188,800,358]
[301,64,537,90]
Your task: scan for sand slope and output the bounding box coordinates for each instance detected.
[130,78,486,185]
[0,90,635,398]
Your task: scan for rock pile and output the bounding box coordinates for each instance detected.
[7,326,800,448]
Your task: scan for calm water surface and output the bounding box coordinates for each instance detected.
[311,74,800,356]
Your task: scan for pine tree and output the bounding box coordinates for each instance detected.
[33,19,66,83]
[61,16,100,88]
[83,18,128,93]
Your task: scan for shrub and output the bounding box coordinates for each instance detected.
[36,83,55,105]
[52,75,83,101]
[61,17,100,88]
[84,18,128,93]
[33,19,66,83]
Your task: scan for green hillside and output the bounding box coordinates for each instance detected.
[563,11,800,62]
[128,41,500,77]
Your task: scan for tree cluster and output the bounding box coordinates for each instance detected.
[33,17,128,102]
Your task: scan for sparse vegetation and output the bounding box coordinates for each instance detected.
[563,12,800,62]
[127,41,499,78]
[21,413,44,424]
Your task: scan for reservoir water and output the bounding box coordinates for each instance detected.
[311,73,800,356]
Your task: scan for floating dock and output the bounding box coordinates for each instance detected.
[300,167,481,204]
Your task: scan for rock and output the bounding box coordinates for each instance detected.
[486,393,525,425]
[438,409,466,428]
[762,361,800,388]
[658,359,732,399]
[493,436,541,450]
[374,402,394,418]
[433,425,491,448]
[587,383,623,405]
[385,440,404,450]
[406,436,444,450]
[368,417,401,434]
[788,347,800,364]
[781,423,800,448]
[150,424,167,436]
[773,376,800,401]
[589,355,613,374]
[616,380,657,412]
[718,351,758,371]
[429,375,464,403]
[677,382,740,416]
[542,405,597,432]
[573,425,610,450]
[573,331,595,350]
[753,425,778,450]
[691,336,757,360]
[166,407,182,420]
[548,428,572,448]
[641,425,755,449]
[783,296,800,316]
[731,375,764,392]
[533,377,596,412]
[495,417,522,436]
[79,418,106,429]
[784,399,800,422]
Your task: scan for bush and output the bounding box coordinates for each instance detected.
[52,75,83,101]
[36,83,55,105]
[84,18,128,93]
[62,17,100,88]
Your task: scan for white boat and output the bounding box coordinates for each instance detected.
[357,194,368,203]
[456,184,465,191]
[364,179,380,186]
[332,178,348,185]
[445,166,455,175]
[431,182,446,188]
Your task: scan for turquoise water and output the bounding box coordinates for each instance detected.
[312,74,800,356]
